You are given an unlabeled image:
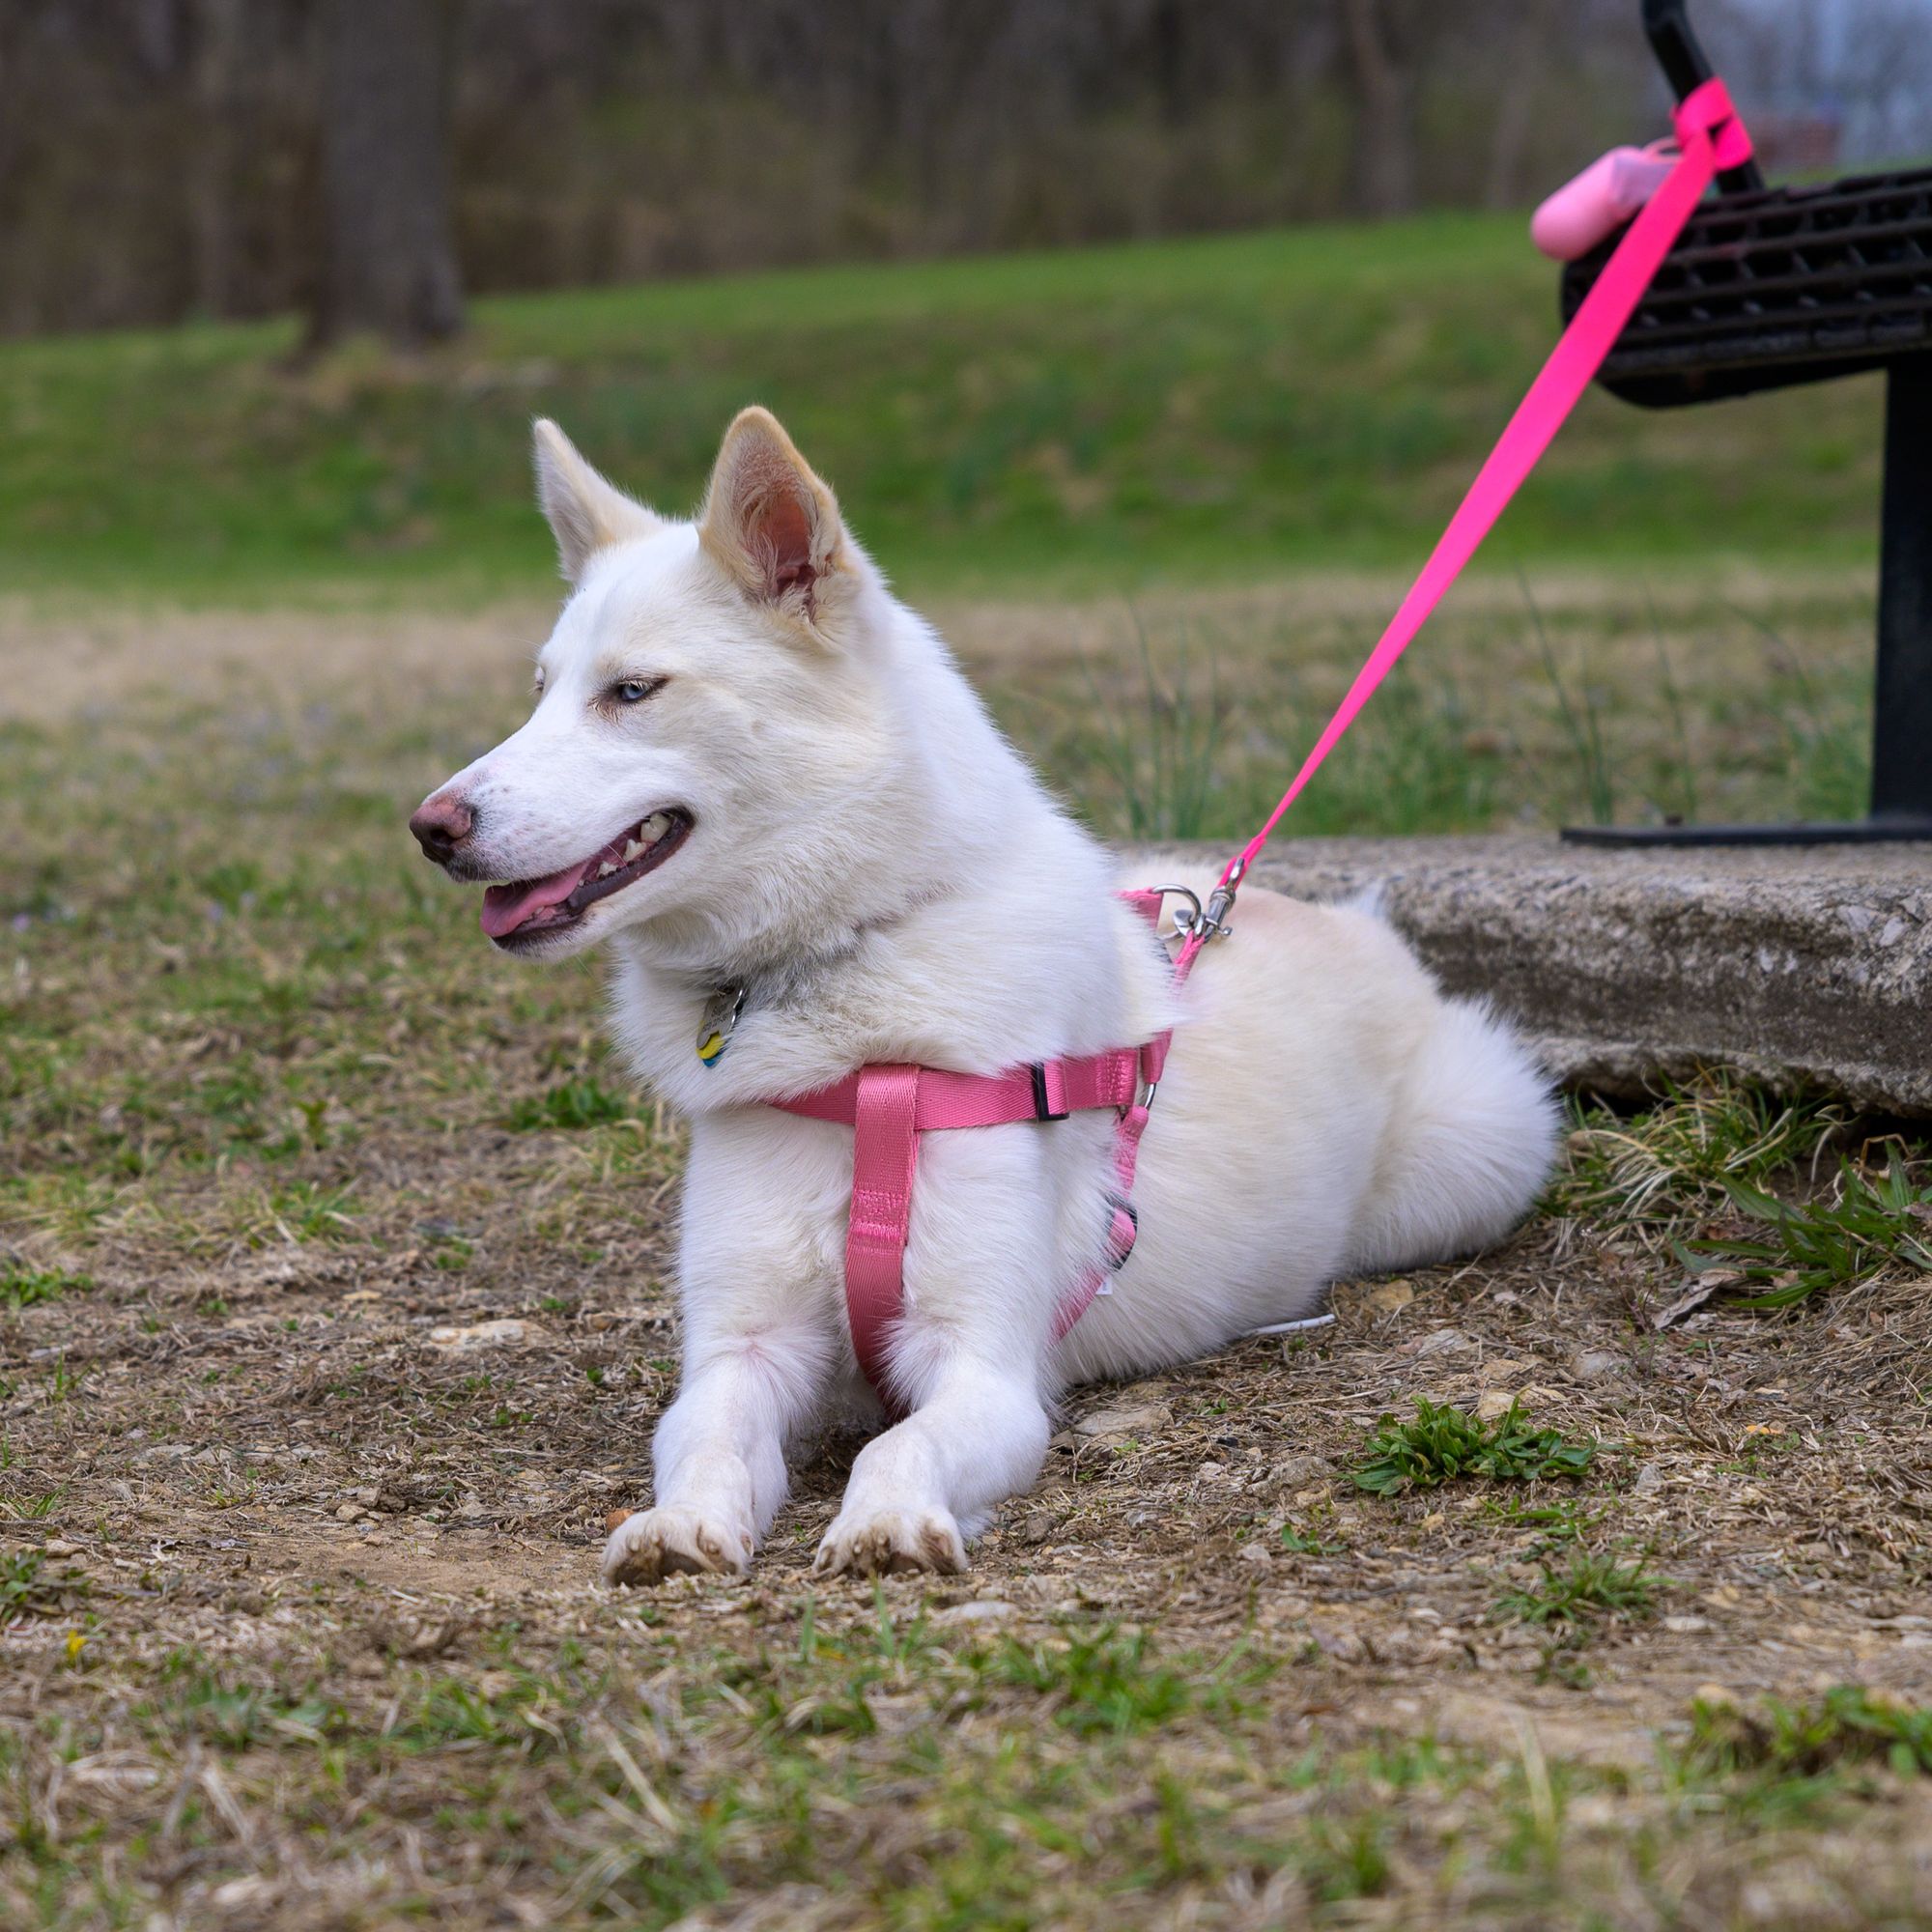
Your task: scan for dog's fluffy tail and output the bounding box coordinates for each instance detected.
[1345,994,1559,1274]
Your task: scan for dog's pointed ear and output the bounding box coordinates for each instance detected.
[698,407,849,628]
[532,418,661,582]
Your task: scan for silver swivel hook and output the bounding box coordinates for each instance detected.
[1151,858,1244,949]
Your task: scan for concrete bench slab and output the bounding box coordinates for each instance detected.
[1132,836,1932,1116]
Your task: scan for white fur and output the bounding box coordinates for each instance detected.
[414,409,1561,1585]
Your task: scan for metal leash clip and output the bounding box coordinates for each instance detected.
[1149,884,1205,948]
[1151,860,1244,949]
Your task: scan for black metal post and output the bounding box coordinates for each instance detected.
[1567,358,1932,842]
[1871,358,1932,825]
[1640,0,1765,193]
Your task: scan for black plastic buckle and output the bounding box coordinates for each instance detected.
[1030,1063,1069,1122]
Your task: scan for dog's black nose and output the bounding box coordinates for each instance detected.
[410,792,474,863]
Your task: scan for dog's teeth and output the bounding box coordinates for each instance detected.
[621,839,644,864]
[639,812,672,843]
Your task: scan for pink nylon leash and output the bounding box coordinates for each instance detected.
[1171,77,1752,985]
[844,1064,923,1400]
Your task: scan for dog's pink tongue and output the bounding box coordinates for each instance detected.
[480,861,592,939]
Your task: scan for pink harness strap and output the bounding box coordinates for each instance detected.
[772,1035,1167,1412]
[767,80,1751,1415]
[778,1047,1143,1130]
[842,1063,922,1399]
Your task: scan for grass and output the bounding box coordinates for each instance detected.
[2,213,1928,1932]
[1687,1687,1932,1782]
[1677,1161,1932,1309]
[0,214,1889,603]
[505,1075,640,1132]
[0,1551,85,1628]
[0,1261,89,1310]
[984,1627,1268,1738]
[1350,1399,1596,1496]
[1497,1547,1664,1628]
[1083,615,1226,842]
[1550,1074,1844,1228]
[1526,573,1618,827]
[1548,1084,1932,1318]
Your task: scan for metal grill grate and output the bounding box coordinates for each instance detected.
[1561,167,1932,407]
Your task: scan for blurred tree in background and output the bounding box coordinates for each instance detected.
[311,0,464,348]
[0,0,1922,343]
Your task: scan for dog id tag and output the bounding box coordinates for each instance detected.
[696,985,746,1067]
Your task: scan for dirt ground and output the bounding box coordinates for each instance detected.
[3,585,1929,1929]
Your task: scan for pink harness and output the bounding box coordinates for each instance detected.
[770,81,1752,1414]
[772,891,1173,1408]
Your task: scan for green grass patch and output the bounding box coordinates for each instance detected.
[1677,1161,1932,1309]
[981,1627,1268,1739]
[1550,1075,1844,1228]
[1497,1548,1663,1628]
[261,1180,361,1247]
[0,1261,90,1310]
[1279,1521,1347,1556]
[1687,1686,1932,1781]
[1350,1399,1595,1497]
[0,1551,87,1627]
[0,215,1887,602]
[505,1077,639,1132]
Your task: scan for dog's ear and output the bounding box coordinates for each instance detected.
[698,407,849,629]
[532,419,661,582]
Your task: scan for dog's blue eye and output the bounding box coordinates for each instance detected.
[614,679,658,704]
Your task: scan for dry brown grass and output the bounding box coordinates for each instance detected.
[3,581,1928,1929]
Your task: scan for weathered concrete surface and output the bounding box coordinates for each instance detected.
[1132,836,1932,1115]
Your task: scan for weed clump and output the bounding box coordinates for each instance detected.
[0,1260,90,1309]
[1497,1548,1662,1627]
[1687,1686,1932,1780]
[1548,1075,1844,1228]
[1350,1399,1594,1497]
[1678,1161,1932,1308]
[506,1078,638,1132]
[984,1628,1267,1739]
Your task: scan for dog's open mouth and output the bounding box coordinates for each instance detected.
[479,809,693,946]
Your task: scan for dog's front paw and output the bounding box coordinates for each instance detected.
[601,1506,752,1587]
[814,1506,968,1579]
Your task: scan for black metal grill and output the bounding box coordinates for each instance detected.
[1562,167,1932,408]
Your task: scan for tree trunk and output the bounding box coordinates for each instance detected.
[1483,0,1555,210]
[190,0,243,318]
[1341,0,1415,219]
[311,0,464,349]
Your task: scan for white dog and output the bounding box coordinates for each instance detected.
[410,408,1558,1586]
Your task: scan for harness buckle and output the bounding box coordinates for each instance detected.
[1029,1062,1069,1122]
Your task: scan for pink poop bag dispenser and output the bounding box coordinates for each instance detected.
[1531,143,1679,262]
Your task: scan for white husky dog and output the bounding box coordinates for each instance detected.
[410,408,1558,1586]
